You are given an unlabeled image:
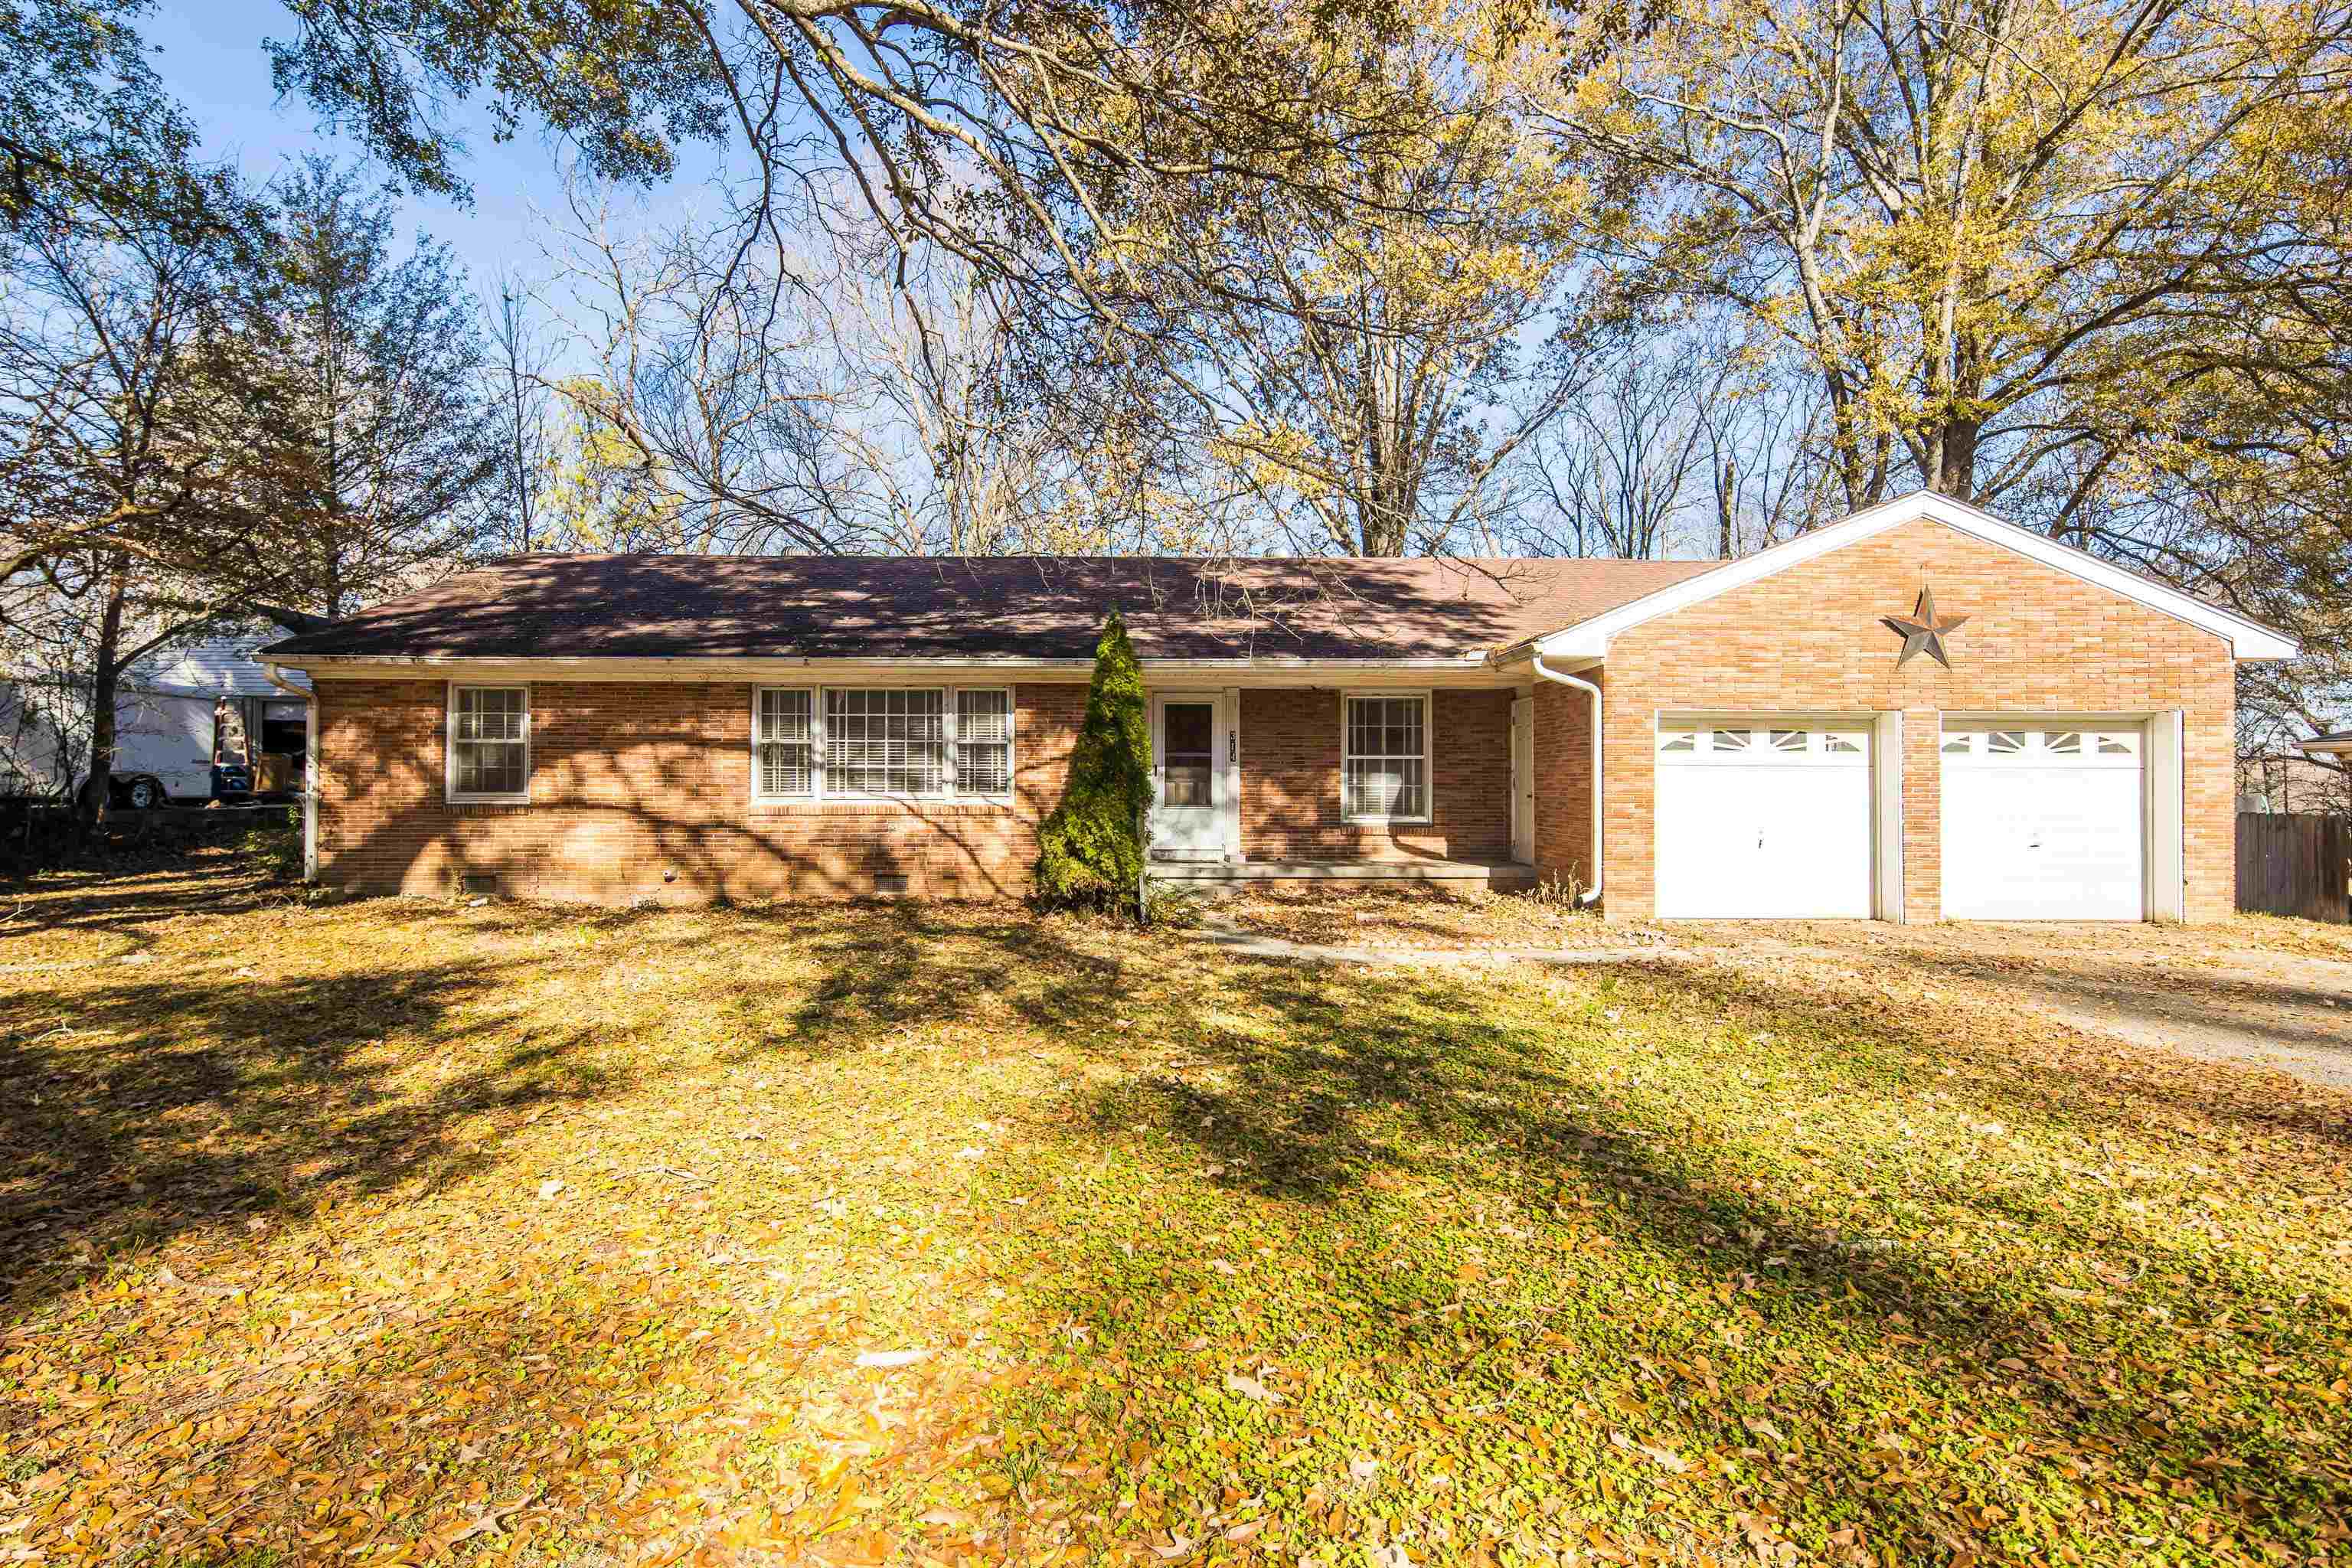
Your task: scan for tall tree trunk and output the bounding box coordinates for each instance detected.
[1717,457,1736,558]
[76,560,130,828]
[1935,417,1979,501]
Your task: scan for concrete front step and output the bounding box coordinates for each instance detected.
[1146,858,1538,890]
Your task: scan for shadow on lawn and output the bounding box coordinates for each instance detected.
[0,954,616,1320]
[0,894,1119,1329]
[769,931,2338,1557]
[5,893,2341,1558]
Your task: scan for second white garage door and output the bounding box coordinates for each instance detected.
[1941,725,2144,920]
[1655,722,1874,918]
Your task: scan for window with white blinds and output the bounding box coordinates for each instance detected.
[1342,692,1430,822]
[754,688,815,798]
[448,685,530,802]
[750,687,1015,802]
[955,688,1012,795]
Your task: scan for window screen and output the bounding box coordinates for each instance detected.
[955,689,1012,795]
[452,687,528,799]
[826,688,946,795]
[1344,695,1427,819]
[756,688,815,797]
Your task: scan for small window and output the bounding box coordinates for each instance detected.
[955,689,1013,796]
[2045,730,2083,755]
[449,686,528,802]
[1659,730,1697,753]
[1710,728,1752,752]
[1769,728,1808,753]
[2096,733,2135,756]
[1344,694,1429,821]
[756,688,815,799]
[1987,730,2027,754]
[1941,732,1973,753]
[1823,732,1863,754]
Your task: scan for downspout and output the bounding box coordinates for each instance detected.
[1530,654,1604,906]
[263,662,318,884]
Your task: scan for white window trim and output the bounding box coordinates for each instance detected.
[749,684,1016,806]
[1656,720,1873,766]
[446,682,532,805]
[1340,688,1434,825]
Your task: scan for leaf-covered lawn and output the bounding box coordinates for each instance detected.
[3,862,2349,1567]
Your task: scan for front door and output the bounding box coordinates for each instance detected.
[1153,695,1223,858]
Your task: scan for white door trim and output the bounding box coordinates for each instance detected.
[1150,691,1228,861]
[1221,685,1244,861]
[1874,710,1905,923]
[1508,693,1534,864]
[2148,710,2184,920]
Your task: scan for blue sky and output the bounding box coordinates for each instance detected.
[143,2,704,299]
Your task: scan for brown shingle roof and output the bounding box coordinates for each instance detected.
[263,553,1726,663]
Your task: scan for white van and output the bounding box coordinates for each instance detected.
[0,626,309,806]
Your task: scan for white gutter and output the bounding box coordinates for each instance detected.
[1531,655,1603,906]
[263,662,318,884]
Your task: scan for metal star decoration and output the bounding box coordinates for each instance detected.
[1883,583,1969,668]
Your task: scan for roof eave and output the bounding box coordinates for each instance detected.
[267,651,1508,680]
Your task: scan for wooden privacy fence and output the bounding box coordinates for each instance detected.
[2236,812,2350,923]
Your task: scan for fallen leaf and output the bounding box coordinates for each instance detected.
[1223,1372,1282,1405]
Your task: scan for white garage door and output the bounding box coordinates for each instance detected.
[1655,722,1874,918]
[1941,725,2143,920]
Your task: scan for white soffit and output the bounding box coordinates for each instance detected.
[1533,489,2299,662]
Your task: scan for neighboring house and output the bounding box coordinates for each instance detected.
[2302,731,2352,768]
[2241,748,2350,815]
[261,491,2296,921]
[0,627,310,805]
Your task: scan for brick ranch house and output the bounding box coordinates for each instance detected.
[261,491,2295,922]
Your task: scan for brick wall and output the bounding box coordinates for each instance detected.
[1238,688,1513,861]
[1530,672,1597,894]
[316,680,1086,903]
[1574,515,2236,922]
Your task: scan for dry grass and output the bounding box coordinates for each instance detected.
[1206,884,1666,951]
[2,858,2349,1567]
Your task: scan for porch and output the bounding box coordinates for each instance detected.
[1145,684,1535,872]
[1145,854,1539,891]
